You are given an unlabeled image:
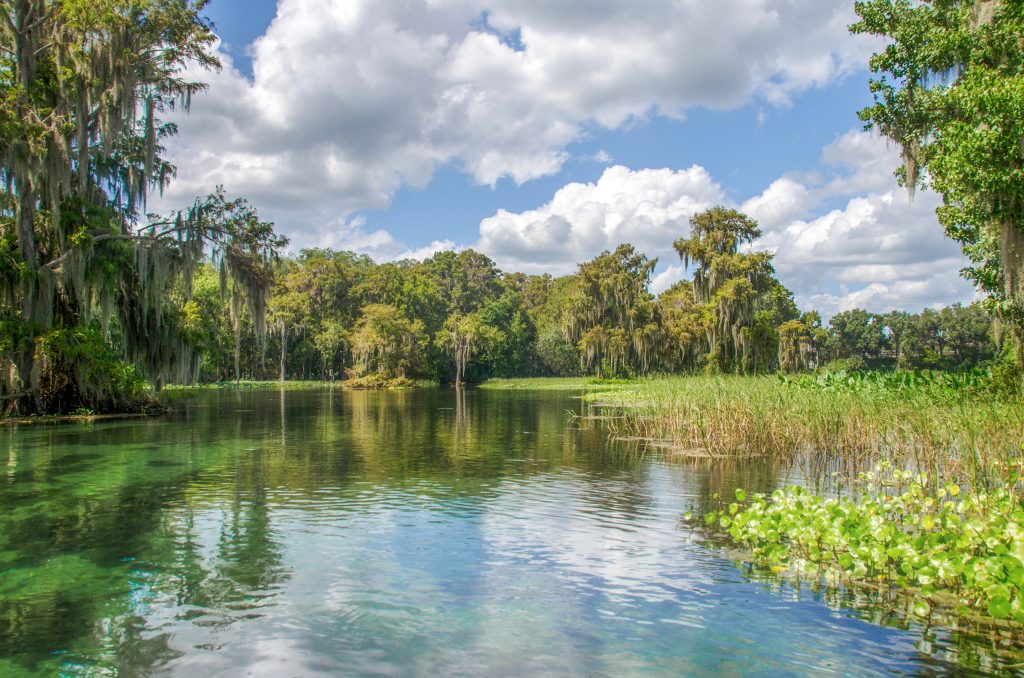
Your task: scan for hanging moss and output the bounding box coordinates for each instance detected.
[0,3,287,414]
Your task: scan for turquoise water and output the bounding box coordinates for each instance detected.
[0,388,1014,675]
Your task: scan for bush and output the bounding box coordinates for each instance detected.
[344,373,418,390]
[35,328,155,414]
[823,356,868,373]
[535,326,580,376]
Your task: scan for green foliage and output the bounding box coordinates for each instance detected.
[852,0,1024,338]
[35,327,151,414]
[0,1,286,413]
[535,326,580,376]
[668,207,798,373]
[349,303,426,379]
[821,303,995,370]
[190,241,1003,391]
[343,373,418,390]
[780,367,1017,401]
[563,244,660,378]
[703,465,1024,624]
[438,310,504,385]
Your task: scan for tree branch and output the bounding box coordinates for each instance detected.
[43,222,237,271]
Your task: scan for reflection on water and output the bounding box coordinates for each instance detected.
[0,388,1015,676]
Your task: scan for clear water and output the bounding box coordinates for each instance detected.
[0,388,1015,676]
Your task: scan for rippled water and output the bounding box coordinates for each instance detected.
[0,388,1013,675]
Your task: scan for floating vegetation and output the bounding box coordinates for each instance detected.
[698,464,1024,629]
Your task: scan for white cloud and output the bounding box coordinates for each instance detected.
[741,177,811,232]
[154,0,876,242]
[650,265,686,295]
[474,130,977,316]
[291,216,456,262]
[475,165,724,274]
[749,132,977,316]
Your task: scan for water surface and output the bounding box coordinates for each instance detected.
[0,388,1013,675]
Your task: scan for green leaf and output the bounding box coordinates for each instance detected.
[988,597,1011,620]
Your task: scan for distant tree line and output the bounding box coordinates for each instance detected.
[189,208,999,386]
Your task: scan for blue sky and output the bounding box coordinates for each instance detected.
[159,0,975,316]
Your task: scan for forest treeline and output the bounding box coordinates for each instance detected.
[189,207,998,387]
[1,0,1017,415]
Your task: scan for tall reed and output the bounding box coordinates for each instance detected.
[588,375,1024,484]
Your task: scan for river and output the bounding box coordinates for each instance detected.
[0,387,1008,675]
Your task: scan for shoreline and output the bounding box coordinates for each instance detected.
[0,412,161,426]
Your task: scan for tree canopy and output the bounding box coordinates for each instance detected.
[852,0,1024,340]
[0,1,286,413]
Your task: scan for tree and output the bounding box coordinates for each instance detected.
[942,302,994,365]
[439,312,504,386]
[778,319,815,372]
[425,249,502,316]
[349,304,425,379]
[312,319,348,382]
[852,0,1024,340]
[882,310,913,366]
[0,1,285,412]
[674,207,776,372]
[658,280,705,371]
[563,244,659,378]
[828,309,887,363]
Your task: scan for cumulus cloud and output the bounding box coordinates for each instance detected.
[148,1,972,315]
[292,216,457,262]
[154,0,876,247]
[474,130,977,317]
[475,165,724,274]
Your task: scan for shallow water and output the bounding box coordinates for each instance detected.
[0,388,1014,675]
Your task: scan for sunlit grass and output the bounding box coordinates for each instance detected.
[479,377,637,390]
[581,374,1024,482]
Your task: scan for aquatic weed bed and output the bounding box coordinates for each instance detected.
[698,464,1024,628]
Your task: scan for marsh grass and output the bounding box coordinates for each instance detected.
[584,374,1024,483]
[480,377,638,391]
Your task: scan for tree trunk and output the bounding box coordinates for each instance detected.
[1002,219,1024,313]
[279,321,286,382]
[11,186,40,413]
[1002,219,1024,367]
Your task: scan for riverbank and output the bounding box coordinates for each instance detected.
[163,377,435,393]
[0,412,158,426]
[543,371,1024,633]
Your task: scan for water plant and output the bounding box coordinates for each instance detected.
[700,464,1024,625]
[586,374,1024,483]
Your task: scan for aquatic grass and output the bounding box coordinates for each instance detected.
[585,374,1024,483]
[479,377,638,391]
[698,464,1024,628]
